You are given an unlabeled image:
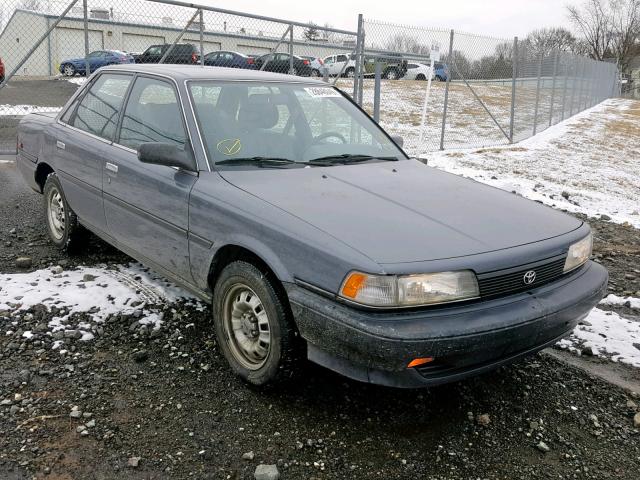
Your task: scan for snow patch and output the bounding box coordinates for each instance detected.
[0,104,61,116]
[558,307,640,367]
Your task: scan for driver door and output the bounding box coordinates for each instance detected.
[103,75,197,280]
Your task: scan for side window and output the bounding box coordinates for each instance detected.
[71,73,132,140]
[337,55,347,63]
[146,46,162,56]
[407,63,418,69]
[119,77,187,151]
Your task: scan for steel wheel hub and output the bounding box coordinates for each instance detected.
[223,284,271,370]
[47,189,65,240]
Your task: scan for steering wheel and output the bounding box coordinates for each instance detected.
[312,131,347,144]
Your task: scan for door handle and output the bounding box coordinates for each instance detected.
[105,162,118,173]
[56,140,65,150]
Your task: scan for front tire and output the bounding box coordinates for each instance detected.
[43,173,84,251]
[344,67,355,78]
[62,64,75,77]
[212,261,302,386]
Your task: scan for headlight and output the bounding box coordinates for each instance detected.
[563,233,592,272]
[340,270,479,307]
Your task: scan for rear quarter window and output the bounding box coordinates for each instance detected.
[70,73,132,141]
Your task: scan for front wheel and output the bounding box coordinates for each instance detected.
[43,173,85,251]
[212,261,302,386]
[344,67,355,78]
[62,64,75,76]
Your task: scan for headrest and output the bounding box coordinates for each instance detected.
[238,94,279,130]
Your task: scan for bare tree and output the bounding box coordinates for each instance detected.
[567,0,612,60]
[609,0,640,72]
[385,34,429,55]
[524,27,577,57]
[303,22,320,42]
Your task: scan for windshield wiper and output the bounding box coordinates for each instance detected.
[307,154,399,166]
[216,157,301,168]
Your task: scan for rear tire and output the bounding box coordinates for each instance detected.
[43,173,85,252]
[384,68,399,80]
[416,73,426,81]
[212,261,302,387]
[311,69,321,77]
[344,67,355,78]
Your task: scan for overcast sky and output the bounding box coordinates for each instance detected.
[198,0,572,38]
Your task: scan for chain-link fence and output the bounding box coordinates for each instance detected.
[0,0,359,153]
[0,1,620,155]
[361,19,620,155]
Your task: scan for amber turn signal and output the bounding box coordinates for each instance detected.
[407,357,435,368]
[341,272,367,298]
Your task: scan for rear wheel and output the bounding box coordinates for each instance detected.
[385,68,399,80]
[311,69,321,77]
[212,261,302,386]
[62,64,75,77]
[43,173,85,251]
[416,73,426,81]
[344,67,355,78]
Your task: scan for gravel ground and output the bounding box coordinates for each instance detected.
[1,160,640,479]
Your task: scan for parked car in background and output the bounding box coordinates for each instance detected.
[323,53,356,77]
[134,43,200,65]
[16,64,608,389]
[0,57,5,83]
[204,51,257,69]
[59,50,134,76]
[404,62,436,81]
[363,53,408,79]
[434,61,449,81]
[253,53,311,76]
[300,56,324,77]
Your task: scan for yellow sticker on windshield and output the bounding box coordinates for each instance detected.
[216,138,242,156]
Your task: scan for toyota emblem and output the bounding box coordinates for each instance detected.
[523,270,537,285]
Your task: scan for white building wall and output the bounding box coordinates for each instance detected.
[0,11,49,77]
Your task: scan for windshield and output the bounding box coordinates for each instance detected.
[188,81,406,168]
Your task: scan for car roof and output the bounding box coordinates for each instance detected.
[99,64,327,84]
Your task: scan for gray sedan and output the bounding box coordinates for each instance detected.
[16,65,608,388]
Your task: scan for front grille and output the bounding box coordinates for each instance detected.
[477,257,566,299]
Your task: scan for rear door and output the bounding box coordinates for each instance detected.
[104,75,197,280]
[54,72,133,234]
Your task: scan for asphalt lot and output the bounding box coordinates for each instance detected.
[1,159,640,479]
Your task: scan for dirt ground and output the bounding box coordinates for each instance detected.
[1,159,640,479]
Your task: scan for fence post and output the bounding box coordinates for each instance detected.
[508,36,518,143]
[373,61,381,123]
[160,8,201,63]
[548,51,558,126]
[82,0,90,76]
[439,29,454,151]
[568,58,578,116]
[289,24,294,74]
[199,9,204,67]
[353,14,364,103]
[532,53,543,136]
[560,55,569,120]
[46,17,53,76]
[358,19,365,105]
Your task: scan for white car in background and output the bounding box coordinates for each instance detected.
[404,62,436,81]
[322,53,356,77]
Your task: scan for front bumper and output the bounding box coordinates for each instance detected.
[287,261,608,388]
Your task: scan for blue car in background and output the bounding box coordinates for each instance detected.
[434,61,449,81]
[59,50,134,77]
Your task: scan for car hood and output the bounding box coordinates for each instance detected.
[219,159,582,265]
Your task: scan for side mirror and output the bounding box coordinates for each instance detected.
[138,142,196,171]
[391,135,404,148]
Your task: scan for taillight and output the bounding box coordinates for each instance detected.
[247,58,254,64]
[318,58,324,65]
[303,59,310,65]
[192,52,197,63]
